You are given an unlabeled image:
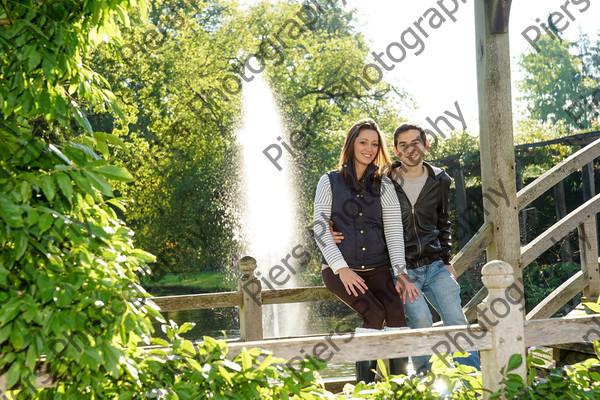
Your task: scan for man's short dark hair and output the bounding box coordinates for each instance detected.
[393,123,427,147]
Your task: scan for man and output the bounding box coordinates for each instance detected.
[332,123,479,374]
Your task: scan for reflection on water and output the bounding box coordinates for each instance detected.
[151,301,361,379]
[155,307,241,341]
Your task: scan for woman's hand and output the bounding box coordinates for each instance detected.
[338,267,368,297]
[395,274,421,304]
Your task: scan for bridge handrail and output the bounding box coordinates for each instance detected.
[517,138,600,211]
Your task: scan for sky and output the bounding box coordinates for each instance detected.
[242,0,600,135]
[345,0,599,135]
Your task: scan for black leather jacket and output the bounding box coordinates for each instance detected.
[388,161,452,268]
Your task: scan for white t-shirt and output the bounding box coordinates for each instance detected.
[395,168,428,206]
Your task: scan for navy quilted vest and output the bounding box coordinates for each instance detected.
[322,164,390,270]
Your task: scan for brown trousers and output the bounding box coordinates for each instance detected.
[322,266,406,329]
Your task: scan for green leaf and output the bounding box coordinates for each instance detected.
[221,359,242,372]
[528,356,545,366]
[82,349,102,372]
[103,344,122,377]
[38,213,54,233]
[0,196,23,227]
[151,337,170,347]
[27,51,42,71]
[25,209,38,227]
[40,175,56,201]
[130,248,156,262]
[39,89,51,111]
[506,354,523,372]
[105,198,127,212]
[0,323,11,343]
[48,144,72,165]
[241,348,252,371]
[57,310,75,330]
[26,343,38,370]
[94,165,134,182]
[69,171,96,197]
[94,131,128,151]
[178,322,196,334]
[13,230,28,261]
[55,172,73,202]
[109,101,127,123]
[56,289,73,308]
[5,362,20,390]
[10,327,25,350]
[96,138,109,157]
[376,358,387,377]
[69,142,101,161]
[83,170,114,197]
[72,105,93,135]
[19,181,32,202]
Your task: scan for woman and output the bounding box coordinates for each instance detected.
[313,118,418,383]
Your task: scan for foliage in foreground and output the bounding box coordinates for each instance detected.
[490,348,600,400]
[336,346,600,400]
[117,323,331,400]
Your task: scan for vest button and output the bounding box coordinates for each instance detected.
[359,212,363,216]
[361,265,365,269]
[356,194,360,197]
[362,247,366,251]
[360,230,364,234]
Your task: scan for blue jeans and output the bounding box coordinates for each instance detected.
[402,260,480,373]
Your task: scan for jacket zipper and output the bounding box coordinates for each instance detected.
[412,206,422,260]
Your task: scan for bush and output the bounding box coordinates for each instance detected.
[491,349,600,399]
[337,348,600,399]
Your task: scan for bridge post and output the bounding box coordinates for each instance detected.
[478,260,526,398]
[580,160,599,301]
[579,218,600,301]
[239,256,263,341]
[475,0,523,311]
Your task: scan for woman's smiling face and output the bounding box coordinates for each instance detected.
[353,129,379,168]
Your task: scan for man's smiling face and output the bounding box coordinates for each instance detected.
[394,129,428,167]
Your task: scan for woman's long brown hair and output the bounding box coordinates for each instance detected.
[338,118,391,192]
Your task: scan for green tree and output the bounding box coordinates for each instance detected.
[89,0,249,277]
[87,0,408,280]
[0,0,161,396]
[0,1,332,397]
[519,34,592,127]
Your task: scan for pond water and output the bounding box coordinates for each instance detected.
[151,300,362,379]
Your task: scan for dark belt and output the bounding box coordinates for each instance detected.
[349,264,389,272]
[406,255,441,270]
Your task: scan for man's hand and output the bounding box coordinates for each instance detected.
[338,267,368,297]
[445,264,458,281]
[329,220,344,243]
[395,274,421,304]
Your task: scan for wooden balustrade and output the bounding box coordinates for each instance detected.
[3,259,600,398]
